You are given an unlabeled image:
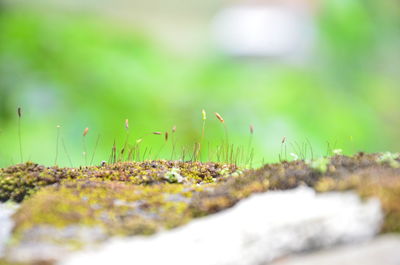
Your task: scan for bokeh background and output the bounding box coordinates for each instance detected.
[0,0,399,167]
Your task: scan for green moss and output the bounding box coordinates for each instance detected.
[0,160,238,202]
[0,259,24,265]
[12,181,195,238]
[9,153,400,241]
[3,153,400,265]
[7,160,239,248]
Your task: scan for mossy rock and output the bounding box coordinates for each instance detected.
[2,153,400,264]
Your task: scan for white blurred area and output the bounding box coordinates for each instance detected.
[212,0,316,62]
[3,0,317,62]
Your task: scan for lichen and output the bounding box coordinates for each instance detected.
[163,167,183,183]
[377,152,400,168]
[306,157,330,173]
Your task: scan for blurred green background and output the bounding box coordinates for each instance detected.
[0,0,400,167]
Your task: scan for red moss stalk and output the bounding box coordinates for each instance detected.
[54,125,61,165]
[17,107,23,163]
[82,127,89,165]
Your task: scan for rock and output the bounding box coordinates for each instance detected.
[6,226,108,263]
[0,203,19,257]
[61,187,382,265]
[271,235,400,265]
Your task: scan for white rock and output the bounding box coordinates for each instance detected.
[0,203,19,257]
[271,235,400,265]
[61,187,383,265]
[6,225,108,263]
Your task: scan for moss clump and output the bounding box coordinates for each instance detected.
[11,153,400,239]
[2,160,240,264]
[3,153,400,265]
[0,259,24,265]
[8,153,400,239]
[0,162,68,202]
[0,161,238,202]
[12,181,201,238]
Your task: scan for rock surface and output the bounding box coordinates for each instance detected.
[0,203,18,257]
[271,235,400,265]
[61,187,382,265]
[6,226,108,263]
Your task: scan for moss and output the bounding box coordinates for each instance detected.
[0,162,65,202]
[9,153,400,240]
[8,160,239,247]
[3,153,400,265]
[0,160,238,202]
[12,180,213,239]
[0,259,25,265]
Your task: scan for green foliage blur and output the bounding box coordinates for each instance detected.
[0,1,400,167]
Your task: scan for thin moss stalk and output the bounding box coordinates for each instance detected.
[246,125,254,165]
[215,112,229,162]
[196,109,207,161]
[17,107,23,163]
[306,138,314,160]
[155,132,168,159]
[279,136,287,162]
[170,125,177,160]
[62,137,73,167]
[120,119,130,162]
[54,125,61,165]
[82,127,89,165]
[90,134,101,165]
[109,140,117,164]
